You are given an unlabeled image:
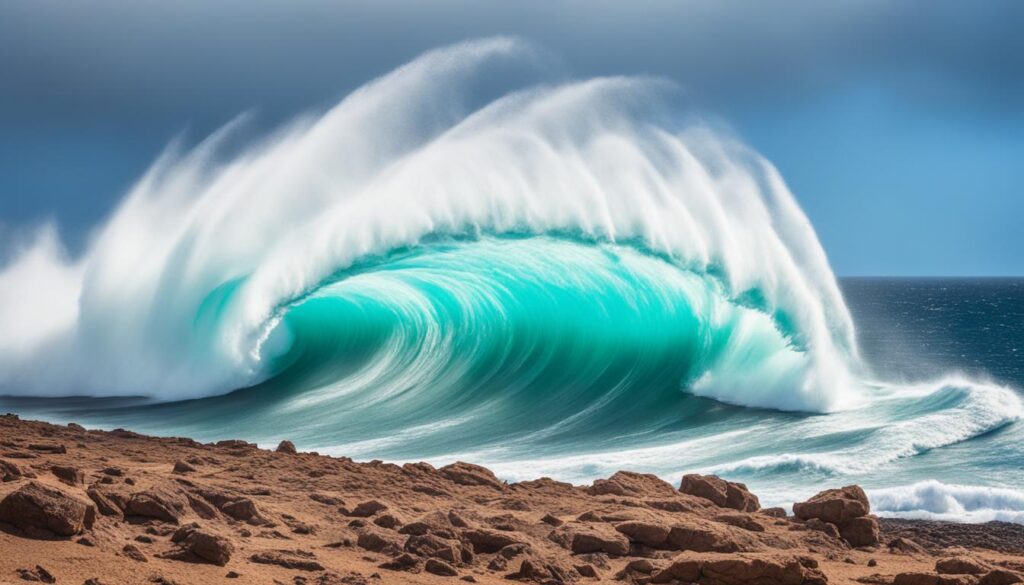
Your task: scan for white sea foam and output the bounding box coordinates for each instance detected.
[870,481,1024,524]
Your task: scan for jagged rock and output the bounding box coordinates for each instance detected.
[196,488,266,524]
[0,480,96,537]
[249,549,324,571]
[162,523,234,566]
[541,513,563,527]
[1,458,25,481]
[380,553,419,571]
[425,558,459,577]
[349,499,389,517]
[125,489,185,523]
[590,471,677,498]
[462,527,521,553]
[839,516,880,547]
[439,462,504,490]
[122,543,148,562]
[357,528,403,555]
[172,460,195,474]
[15,565,56,583]
[679,474,760,512]
[51,464,85,485]
[889,537,928,555]
[276,440,297,454]
[615,520,671,547]
[405,533,463,563]
[793,485,870,525]
[936,557,993,575]
[373,512,404,530]
[86,488,123,516]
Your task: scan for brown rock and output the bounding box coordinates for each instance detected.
[652,554,826,585]
[805,518,841,539]
[425,558,459,577]
[51,465,85,485]
[276,440,297,454]
[462,527,521,553]
[615,520,671,547]
[761,507,788,518]
[357,528,403,555]
[349,499,389,517]
[405,533,462,563]
[373,512,404,530]
[936,557,993,575]
[840,516,880,547]
[163,524,234,566]
[15,566,56,583]
[713,513,767,532]
[665,519,759,553]
[86,488,122,516]
[172,460,195,474]
[793,485,870,524]
[380,553,419,571]
[590,471,677,498]
[125,489,185,523]
[894,573,978,585]
[122,543,148,562]
[249,549,324,571]
[439,462,503,490]
[679,474,760,511]
[568,524,630,556]
[978,570,1023,585]
[1,458,25,481]
[0,480,96,537]
[889,537,928,555]
[196,488,265,524]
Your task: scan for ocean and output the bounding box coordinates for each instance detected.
[0,39,1020,524]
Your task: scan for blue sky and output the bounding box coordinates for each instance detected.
[1,0,1022,275]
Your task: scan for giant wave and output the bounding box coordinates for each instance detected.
[0,39,1019,517]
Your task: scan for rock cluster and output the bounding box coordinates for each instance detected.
[794,485,881,547]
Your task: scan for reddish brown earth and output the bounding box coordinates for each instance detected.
[0,414,1021,585]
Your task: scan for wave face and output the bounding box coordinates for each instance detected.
[0,38,1020,518]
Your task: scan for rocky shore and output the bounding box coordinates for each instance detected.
[0,414,1021,585]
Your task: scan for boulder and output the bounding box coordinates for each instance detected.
[51,465,85,485]
[979,570,1023,585]
[889,537,928,555]
[838,516,880,547]
[665,519,760,553]
[86,488,123,516]
[804,518,841,539]
[894,573,978,585]
[356,528,403,555]
[936,557,993,576]
[172,460,195,474]
[590,471,677,498]
[679,474,760,511]
[1,458,25,481]
[163,524,234,566]
[196,488,266,524]
[349,499,389,517]
[276,440,297,454]
[615,520,671,548]
[424,558,459,577]
[439,462,504,490]
[125,489,185,523]
[713,513,766,533]
[567,524,630,556]
[0,480,96,536]
[404,533,463,564]
[793,485,870,525]
[462,527,521,553]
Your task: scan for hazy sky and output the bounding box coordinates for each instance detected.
[2,0,1022,275]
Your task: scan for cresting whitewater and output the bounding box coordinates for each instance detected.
[0,39,1022,523]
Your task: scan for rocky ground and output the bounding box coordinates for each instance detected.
[0,414,1021,585]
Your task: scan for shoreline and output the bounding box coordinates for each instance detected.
[1,413,1022,584]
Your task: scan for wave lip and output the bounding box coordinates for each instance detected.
[870,480,1024,524]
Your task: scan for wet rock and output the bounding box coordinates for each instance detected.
[679,474,760,511]
[0,480,96,537]
[439,462,504,490]
[276,440,297,454]
[249,549,325,571]
[614,520,671,548]
[793,485,870,525]
[51,465,85,485]
[425,558,459,577]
